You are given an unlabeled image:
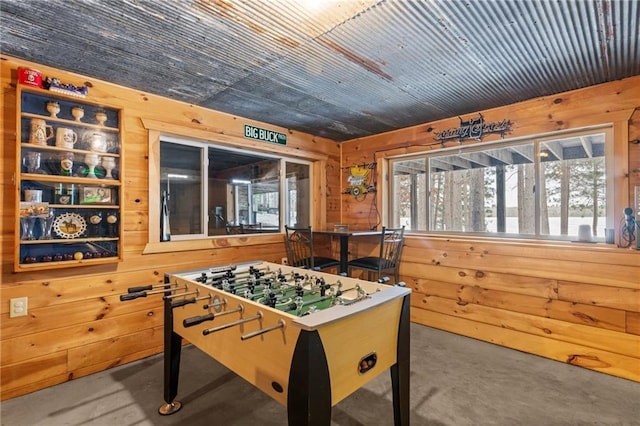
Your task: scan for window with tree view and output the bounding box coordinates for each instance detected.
[390,128,611,241]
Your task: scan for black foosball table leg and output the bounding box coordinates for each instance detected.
[287,330,332,425]
[159,281,183,415]
[391,293,410,426]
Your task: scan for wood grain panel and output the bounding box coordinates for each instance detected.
[67,326,163,371]
[627,312,640,336]
[0,351,67,392]
[69,344,164,382]
[558,281,640,312]
[411,280,626,332]
[402,243,638,289]
[411,308,640,382]
[412,294,639,358]
[1,295,163,340]
[404,262,557,298]
[1,310,163,365]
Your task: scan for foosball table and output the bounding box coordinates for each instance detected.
[121,261,411,425]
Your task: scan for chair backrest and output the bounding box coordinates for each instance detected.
[226,224,243,234]
[377,226,405,272]
[284,225,315,268]
[241,223,262,233]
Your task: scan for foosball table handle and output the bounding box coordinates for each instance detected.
[127,285,153,293]
[120,291,147,301]
[171,298,196,308]
[183,313,214,328]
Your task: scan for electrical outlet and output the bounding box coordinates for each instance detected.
[10,297,28,318]
[281,257,288,265]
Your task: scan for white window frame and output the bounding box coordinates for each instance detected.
[388,125,615,242]
[157,134,313,241]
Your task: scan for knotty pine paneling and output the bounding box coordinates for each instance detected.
[411,277,626,332]
[0,55,341,400]
[343,76,640,382]
[410,294,639,358]
[0,351,68,395]
[411,308,640,381]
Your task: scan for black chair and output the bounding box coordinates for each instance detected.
[225,224,243,234]
[284,225,340,271]
[348,226,405,283]
[241,223,262,233]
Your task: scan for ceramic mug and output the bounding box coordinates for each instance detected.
[55,127,77,149]
[24,189,43,202]
[29,118,54,145]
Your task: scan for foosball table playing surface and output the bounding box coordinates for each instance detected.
[137,261,410,425]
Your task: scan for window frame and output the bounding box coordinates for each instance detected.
[143,122,323,254]
[387,125,616,242]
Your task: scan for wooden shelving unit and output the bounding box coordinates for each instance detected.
[14,85,124,271]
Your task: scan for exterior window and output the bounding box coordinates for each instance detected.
[159,137,310,239]
[390,128,611,241]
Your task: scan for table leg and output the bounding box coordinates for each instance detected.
[288,330,332,425]
[391,293,411,425]
[159,279,183,415]
[339,235,349,274]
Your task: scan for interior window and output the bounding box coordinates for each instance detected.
[159,138,310,240]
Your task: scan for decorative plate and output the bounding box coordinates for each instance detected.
[53,212,87,239]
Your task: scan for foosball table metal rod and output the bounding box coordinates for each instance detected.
[241,319,286,341]
[127,283,167,293]
[120,284,184,301]
[163,288,199,300]
[170,292,212,309]
[208,264,237,274]
[202,297,226,310]
[190,303,244,330]
[210,265,270,279]
[202,311,263,335]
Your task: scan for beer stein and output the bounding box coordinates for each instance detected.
[59,152,74,176]
[24,189,43,202]
[29,118,54,145]
[55,127,77,149]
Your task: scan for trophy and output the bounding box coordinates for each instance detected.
[102,157,116,179]
[84,153,101,179]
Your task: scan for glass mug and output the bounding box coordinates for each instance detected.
[55,127,77,149]
[89,132,107,152]
[29,118,54,146]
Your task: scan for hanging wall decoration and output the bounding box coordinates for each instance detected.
[343,163,376,200]
[433,113,512,145]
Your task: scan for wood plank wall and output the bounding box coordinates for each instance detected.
[341,76,640,382]
[1,55,638,402]
[0,56,341,400]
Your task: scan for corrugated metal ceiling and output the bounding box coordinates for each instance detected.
[1,0,638,141]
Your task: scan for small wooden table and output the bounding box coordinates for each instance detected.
[313,229,384,274]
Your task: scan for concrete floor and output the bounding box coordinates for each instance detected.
[2,323,639,426]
